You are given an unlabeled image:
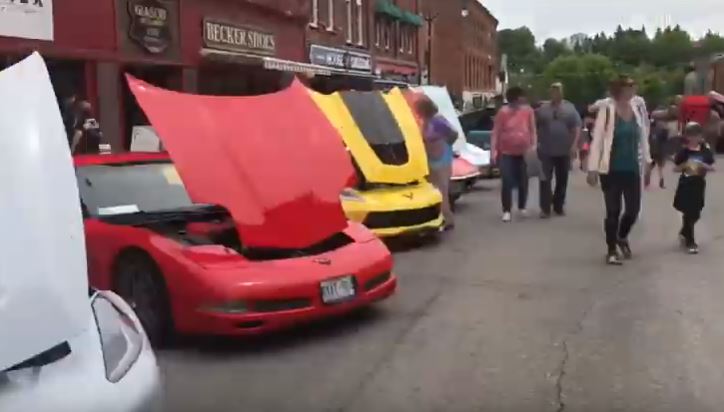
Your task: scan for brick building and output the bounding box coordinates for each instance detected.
[372,0,423,86]
[0,0,325,151]
[305,0,375,92]
[422,0,498,109]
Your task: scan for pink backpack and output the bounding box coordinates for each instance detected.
[497,106,533,155]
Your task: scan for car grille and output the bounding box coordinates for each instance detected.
[363,205,441,229]
[253,299,313,313]
[364,272,392,291]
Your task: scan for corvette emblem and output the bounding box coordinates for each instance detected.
[402,192,414,200]
[313,257,332,265]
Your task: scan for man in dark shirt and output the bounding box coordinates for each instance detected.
[536,83,581,217]
[60,93,78,147]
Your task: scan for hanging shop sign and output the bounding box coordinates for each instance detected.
[0,0,53,41]
[203,19,276,56]
[309,45,372,73]
[127,0,172,54]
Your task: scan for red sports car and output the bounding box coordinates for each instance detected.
[76,153,396,344]
[75,77,397,345]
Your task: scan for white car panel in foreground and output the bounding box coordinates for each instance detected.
[0,53,162,411]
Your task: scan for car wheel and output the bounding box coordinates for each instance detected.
[115,252,173,347]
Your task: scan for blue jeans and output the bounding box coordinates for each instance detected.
[500,154,529,212]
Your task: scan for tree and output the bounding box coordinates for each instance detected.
[542,38,569,63]
[609,27,651,67]
[497,27,541,73]
[697,31,724,57]
[542,54,616,107]
[651,25,693,67]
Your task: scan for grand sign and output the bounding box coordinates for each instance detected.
[127,0,171,54]
[203,19,276,56]
[309,45,372,73]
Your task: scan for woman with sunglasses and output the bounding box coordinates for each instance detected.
[587,76,653,265]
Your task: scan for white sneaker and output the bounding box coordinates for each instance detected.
[519,209,529,218]
[502,212,512,222]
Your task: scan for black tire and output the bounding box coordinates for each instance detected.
[114,252,173,347]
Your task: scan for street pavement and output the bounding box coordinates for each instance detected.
[158,169,724,412]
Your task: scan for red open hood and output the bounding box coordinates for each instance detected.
[127,77,353,249]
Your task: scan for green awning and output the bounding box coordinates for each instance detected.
[400,10,423,26]
[375,0,403,19]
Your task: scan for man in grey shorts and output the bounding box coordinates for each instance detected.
[536,82,581,217]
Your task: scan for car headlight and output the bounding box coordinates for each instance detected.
[200,300,249,314]
[340,188,365,202]
[91,293,143,383]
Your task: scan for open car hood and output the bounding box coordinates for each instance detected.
[310,88,428,185]
[0,53,89,370]
[127,77,353,249]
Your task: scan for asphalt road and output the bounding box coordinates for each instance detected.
[158,169,724,412]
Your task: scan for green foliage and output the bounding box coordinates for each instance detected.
[497,24,724,106]
[543,54,616,106]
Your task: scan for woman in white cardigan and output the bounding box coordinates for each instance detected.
[587,76,652,265]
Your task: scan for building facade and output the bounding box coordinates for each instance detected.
[0,0,321,151]
[372,0,423,85]
[305,0,375,92]
[422,0,498,109]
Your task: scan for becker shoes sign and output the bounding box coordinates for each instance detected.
[203,19,276,56]
[0,0,53,41]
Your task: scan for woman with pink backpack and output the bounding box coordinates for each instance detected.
[492,87,538,222]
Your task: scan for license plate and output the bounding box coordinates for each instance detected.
[320,276,356,304]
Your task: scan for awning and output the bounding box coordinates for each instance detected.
[376,61,418,75]
[375,0,403,19]
[201,48,334,76]
[400,10,423,26]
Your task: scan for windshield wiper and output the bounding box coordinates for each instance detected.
[4,342,71,372]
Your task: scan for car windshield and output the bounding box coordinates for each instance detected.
[77,162,197,217]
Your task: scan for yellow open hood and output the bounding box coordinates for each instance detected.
[310,89,429,185]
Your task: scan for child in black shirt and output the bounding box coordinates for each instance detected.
[673,122,715,254]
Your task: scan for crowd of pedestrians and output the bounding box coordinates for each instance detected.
[491,75,718,264]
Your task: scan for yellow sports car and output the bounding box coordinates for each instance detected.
[311,88,444,237]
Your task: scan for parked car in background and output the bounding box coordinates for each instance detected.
[312,88,444,238]
[0,53,161,412]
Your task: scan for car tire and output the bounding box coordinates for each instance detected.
[114,252,173,347]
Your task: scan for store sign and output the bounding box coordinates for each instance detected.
[309,45,372,73]
[0,0,53,41]
[203,19,276,56]
[127,0,171,54]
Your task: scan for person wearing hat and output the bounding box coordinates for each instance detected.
[673,122,715,254]
[587,75,653,265]
[535,82,581,217]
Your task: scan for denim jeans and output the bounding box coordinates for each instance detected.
[600,172,641,252]
[499,154,529,212]
[539,155,571,214]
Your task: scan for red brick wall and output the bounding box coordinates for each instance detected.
[423,0,497,96]
[0,0,117,59]
[372,0,419,66]
[463,1,497,91]
[181,0,308,65]
[307,0,370,52]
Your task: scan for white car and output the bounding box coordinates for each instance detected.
[0,53,162,412]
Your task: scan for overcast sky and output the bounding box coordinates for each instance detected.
[482,0,724,42]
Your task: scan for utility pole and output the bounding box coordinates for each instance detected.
[424,13,437,85]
